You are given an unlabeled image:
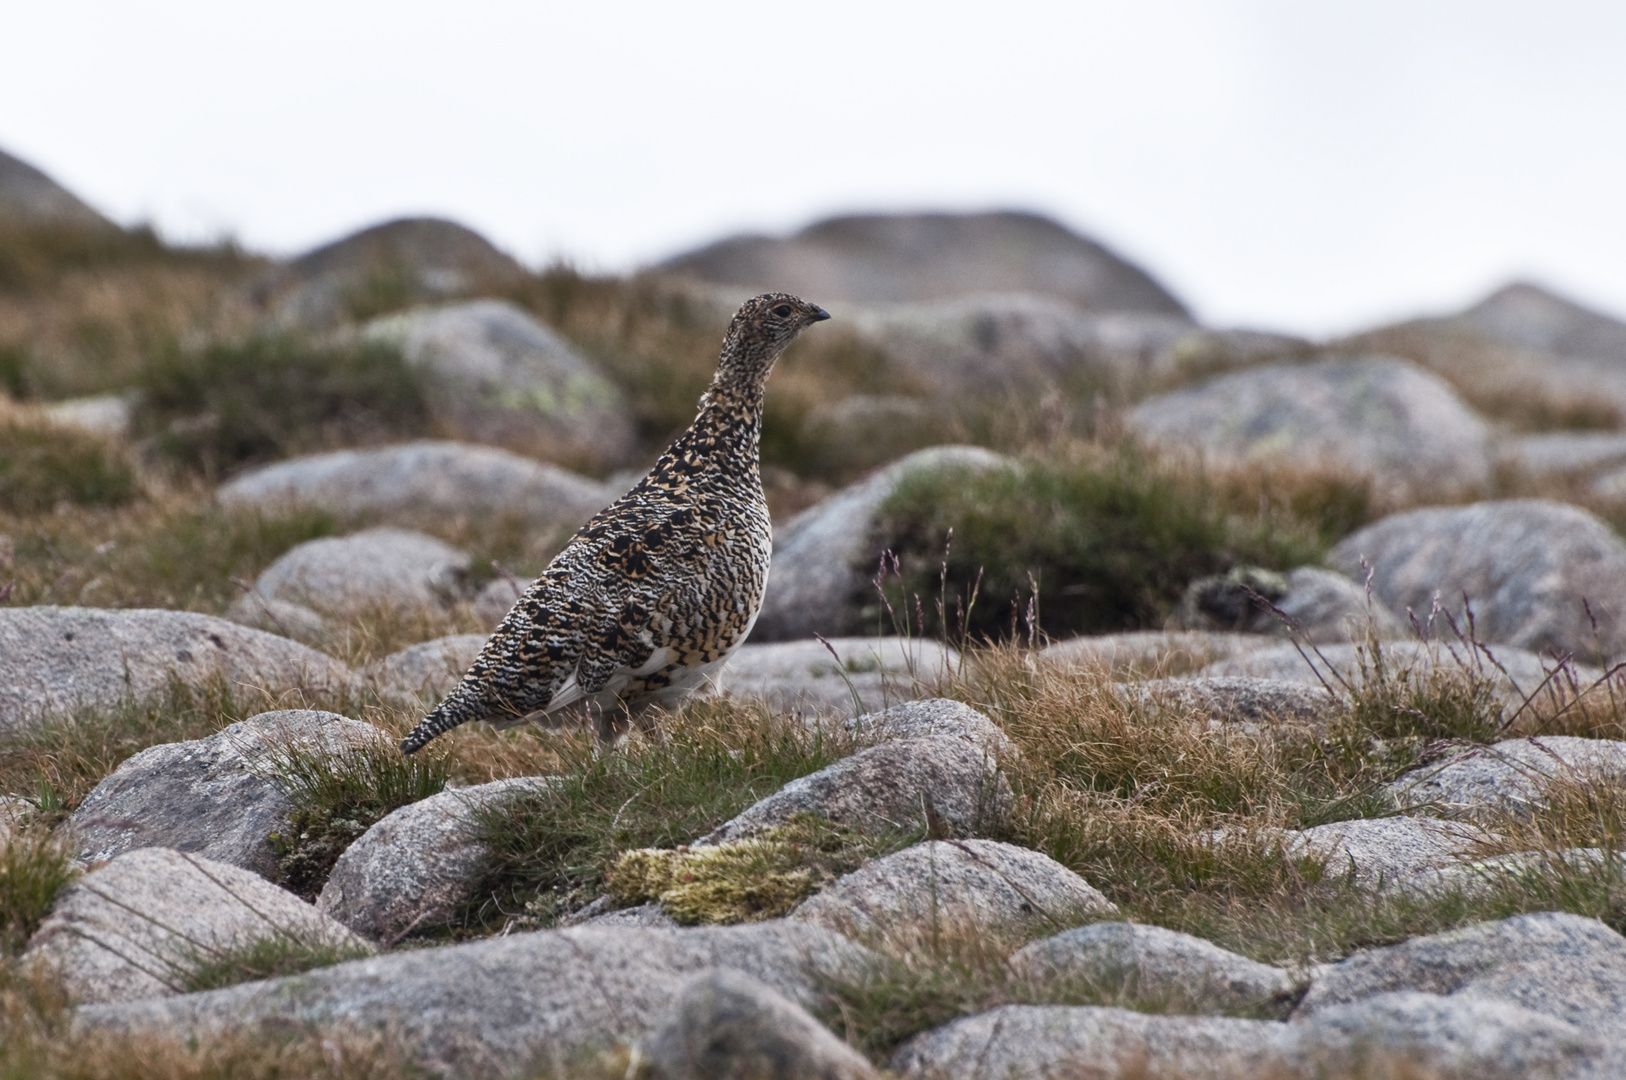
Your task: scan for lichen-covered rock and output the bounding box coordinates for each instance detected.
[720,637,960,716]
[1008,922,1303,1017]
[78,923,873,1080]
[890,1003,1292,1080]
[846,698,1014,759]
[889,994,1609,1080]
[699,736,1005,846]
[1385,737,1626,819]
[262,216,522,330]
[317,776,555,942]
[23,848,369,1005]
[1295,912,1626,1043]
[363,633,488,703]
[753,446,1009,641]
[1330,499,1626,662]
[362,300,634,463]
[641,968,877,1080]
[1118,676,1337,728]
[1285,817,1494,890]
[217,439,612,532]
[659,210,1190,314]
[0,607,350,733]
[1041,630,1274,679]
[246,527,471,619]
[791,839,1115,938]
[73,710,384,877]
[1128,355,1493,502]
[221,593,331,646]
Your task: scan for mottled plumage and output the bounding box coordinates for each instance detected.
[400,293,830,753]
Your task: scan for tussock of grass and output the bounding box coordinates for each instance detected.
[0,821,77,955]
[260,725,451,901]
[0,413,137,514]
[874,444,1329,642]
[134,334,432,479]
[177,932,373,994]
[463,699,863,930]
[606,816,909,925]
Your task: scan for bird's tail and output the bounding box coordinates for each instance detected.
[401,680,495,754]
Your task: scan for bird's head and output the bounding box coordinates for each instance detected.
[724,292,832,360]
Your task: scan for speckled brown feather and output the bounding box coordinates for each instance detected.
[401,293,830,753]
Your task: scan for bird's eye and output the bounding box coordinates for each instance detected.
[772,304,793,317]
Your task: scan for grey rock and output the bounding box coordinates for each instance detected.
[1119,676,1337,728]
[1008,921,1303,1017]
[1295,991,1606,1080]
[1330,499,1626,662]
[1295,911,1626,1041]
[317,776,554,942]
[1286,817,1494,890]
[1041,630,1274,678]
[846,698,1015,759]
[217,439,612,532]
[0,145,111,226]
[362,299,634,463]
[472,574,524,627]
[1462,281,1626,363]
[791,839,1115,938]
[23,847,370,1005]
[1196,640,1599,723]
[1498,430,1626,482]
[1385,736,1626,819]
[73,710,385,878]
[363,632,487,703]
[755,446,1010,641]
[1395,847,1624,901]
[0,607,350,733]
[221,593,331,646]
[890,994,1608,1080]
[719,636,960,716]
[642,967,878,1080]
[660,210,1189,314]
[890,1003,1291,1080]
[247,527,470,619]
[843,295,1307,396]
[701,737,1005,847]
[798,394,949,476]
[262,216,522,330]
[1128,355,1493,502]
[1275,566,1407,642]
[78,922,872,1080]
[578,902,679,930]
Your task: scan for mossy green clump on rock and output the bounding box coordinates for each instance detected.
[606,816,904,926]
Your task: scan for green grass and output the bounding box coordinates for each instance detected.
[462,699,867,931]
[0,823,77,955]
[260,728,452,901]
[873,445,1332,643]
[133,334,431,480]
[177,932,373,994]
[0,418,137,514]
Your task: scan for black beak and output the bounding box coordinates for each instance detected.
[810,305,832,322]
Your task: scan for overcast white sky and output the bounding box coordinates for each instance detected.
[3,1,1624,336]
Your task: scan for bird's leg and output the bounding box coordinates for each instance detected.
[590,699,635,749]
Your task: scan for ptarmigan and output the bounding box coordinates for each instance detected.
[400,293,830,753]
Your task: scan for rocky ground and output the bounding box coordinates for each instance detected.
[6,148,1626,1078]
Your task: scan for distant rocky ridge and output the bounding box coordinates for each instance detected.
[0,146,112,227]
